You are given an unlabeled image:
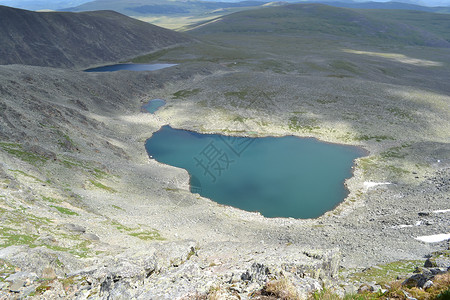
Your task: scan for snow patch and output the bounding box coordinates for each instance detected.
[364,182,391,189]
[392,224,413,229]
[415,233,450,243]
[433,209,450,214]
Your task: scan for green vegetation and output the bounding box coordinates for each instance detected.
[190,4,449,47]
[386,165,410,176]
[361,9,450,42]
[57,130,77,150]
[354,135,394,142]
[233,116,246,123]
[310,271,450,299]
[50,205,79,216]
[380,144,410,159]
[42,196,62,203]
[349,260,423,283]
[358,157,378,175]
[172,88,201,99]
[386,107,414,121]
[131,47,179,63]
[111,205,124,211]
[288,116,319,132]
[0,226,38,248]
[0,259,15,279]
[35,285,51,294]
[88,179,116,193]
[9,169,44,183]
[108,220,164,241]
[0,142,47,165]
[129,230,164,241]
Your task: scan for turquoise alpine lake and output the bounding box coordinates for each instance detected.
[145,126,365,219]
[85,63,177,72]
[142,99,166,114]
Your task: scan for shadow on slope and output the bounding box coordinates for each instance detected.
[0,5,190,68]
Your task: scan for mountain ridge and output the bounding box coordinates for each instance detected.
[0,5,190,68]
[188,3,450,48]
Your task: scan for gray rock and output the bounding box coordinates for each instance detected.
[402,273,430,288]
[82,233,100,241]
[23,285,36,297]
[422,280,433,289]
[240,263,270,283]
[9,279,25,292]
[62,223,86,234]
[6,271,38,283]
[358,283,374,293]
[42,267,57,280]
[424,258,435,268]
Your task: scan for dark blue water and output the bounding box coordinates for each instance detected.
[146,126,365,219]
[85,63,177,72]
[142,99,166,114]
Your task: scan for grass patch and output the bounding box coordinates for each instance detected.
[0,142,47,165]
[42,196,62,203]
[350,260,423,283]
[355,135,394,142]
[233,116,247,123]
[172,88,201,99]
[380,145,410,159]
[386,165,410,176]
[0,259,15,277]
[111,205,124,211]
[0,226,38,248]
[288,116,320,132]
[50,205,79,216]
[88,180,116,193]
[9,169,44,183]
[387,107,414,121]
[129,230,164,241]
[57,131,76,149]
[358,157,378,174]
[35,285,51,294]
[107,220,164,241]
[131,47,179,63]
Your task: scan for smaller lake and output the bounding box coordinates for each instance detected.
[142,99,166,114]
[85,63,177,72]
[146,126,366,219]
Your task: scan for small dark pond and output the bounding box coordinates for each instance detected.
[142,99,166,114]
[145,126,365,219]
[85,63,177,72]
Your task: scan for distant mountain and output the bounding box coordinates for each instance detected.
[0,5,190,68]
[314,1,450,13]
[189,3,450,47]
[0,0,90,10]
[63,0,267,16]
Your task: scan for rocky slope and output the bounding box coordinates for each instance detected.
[0,58,448,298]
[0,5,190,68]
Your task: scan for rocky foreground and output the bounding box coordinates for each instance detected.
[0,60,449,299]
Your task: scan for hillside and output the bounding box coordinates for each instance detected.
[312,1,450,13]
[64,0,267,16]
[62,0,269,29]
[0,5,190,68]
[189,4,450,47]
